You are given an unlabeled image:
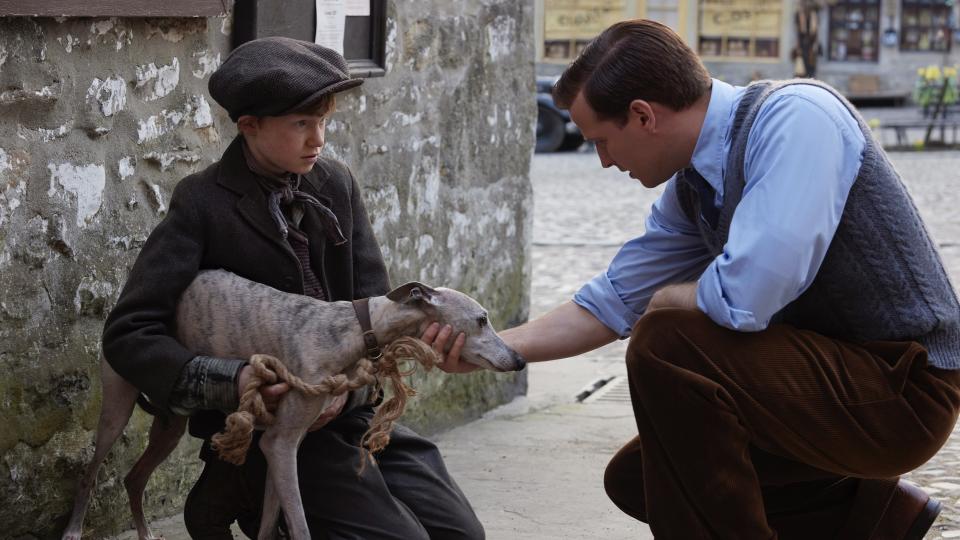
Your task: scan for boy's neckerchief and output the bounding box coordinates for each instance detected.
[242,140,347,246]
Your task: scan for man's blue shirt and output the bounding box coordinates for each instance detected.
[573,79,867,336]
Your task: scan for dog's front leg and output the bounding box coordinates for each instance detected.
[257,392,330,540]
[258,469,282,540]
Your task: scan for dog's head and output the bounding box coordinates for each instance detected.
[386,282,526,372]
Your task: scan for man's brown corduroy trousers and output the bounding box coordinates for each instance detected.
[605,309,960,539]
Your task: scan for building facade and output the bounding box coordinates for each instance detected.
[536,0,960,99]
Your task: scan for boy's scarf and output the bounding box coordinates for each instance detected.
[242,142,347,246]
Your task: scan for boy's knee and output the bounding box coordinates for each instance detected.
[452,516,485,540]
[432,503,485,540]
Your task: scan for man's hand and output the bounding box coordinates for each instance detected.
[236,365,346,431]
[421,322,478,373]
[647,282,699,312]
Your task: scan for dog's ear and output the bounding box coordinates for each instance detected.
[386,282,439,305]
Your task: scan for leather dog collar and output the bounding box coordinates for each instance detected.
[351,298,382,360]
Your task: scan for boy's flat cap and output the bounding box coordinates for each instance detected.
[209,37,362,121]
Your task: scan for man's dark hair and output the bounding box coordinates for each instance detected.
[553,19,712,124]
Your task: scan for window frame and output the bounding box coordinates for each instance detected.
[0,0,229,17]
[232,0,386,78]
[899,0,952,53]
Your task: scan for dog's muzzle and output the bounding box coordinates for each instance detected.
[511,350,527,371]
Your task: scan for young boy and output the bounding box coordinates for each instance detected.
[102,37,483,539]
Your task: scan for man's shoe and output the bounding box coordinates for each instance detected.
[872,480,941,540]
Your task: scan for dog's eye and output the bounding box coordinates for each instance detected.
[477,314,488,328]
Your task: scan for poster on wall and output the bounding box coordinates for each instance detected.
[315,0,347,54]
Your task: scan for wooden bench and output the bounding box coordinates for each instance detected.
[878,120,960,147]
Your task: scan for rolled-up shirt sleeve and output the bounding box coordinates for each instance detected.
[575,180,713,337]
[695,88,864,331]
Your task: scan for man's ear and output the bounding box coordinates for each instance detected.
[628,99,656,130]
[386,282,439,305]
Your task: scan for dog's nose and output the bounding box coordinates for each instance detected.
[512,350,527,371]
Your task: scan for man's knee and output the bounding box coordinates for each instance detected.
[627,308,705,372]
[604,439,647,522]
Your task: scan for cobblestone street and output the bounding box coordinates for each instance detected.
[525,148,960,539]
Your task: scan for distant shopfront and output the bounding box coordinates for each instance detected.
[534,0,960,99]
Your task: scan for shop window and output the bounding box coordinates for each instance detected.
[828,0,881,61]
[542,0,627,62]
[900,0,951,52]
[646,0,681,31]
[698,0,782,59]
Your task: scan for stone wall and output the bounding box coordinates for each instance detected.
[0,1,535,537]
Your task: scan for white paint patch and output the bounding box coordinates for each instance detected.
[363,184,401,238]
[143,150,200,172]
[392,111,422,127]
[505,109,513,128]
[135,57,180,101]
[191,95,213,128]
[192,51,221,79]
[118,157,135,179]
[486,16,516,61]
[0,179,25,228]
[447,212,472,249]
[407,161,441,215]
[137,109,186,143]
[221,16,232,36]
[90,19,116,35]
[38,123,71,142]
[47,163,106,228]
[494,203,516,237]
[58,34,81,53]
[416,234,434,258]
[0,148,11,175]
[358,95,367,113]
[487,105,499,127]
[384,19,397,71]
[86,76,126,117]
[411,135,439,152]
[144,181,167,214]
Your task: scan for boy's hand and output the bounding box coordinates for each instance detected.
[237,365,346,430]
[421,322,478,374]
[308,393,347,431]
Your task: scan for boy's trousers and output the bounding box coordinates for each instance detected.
[184,406,484,539]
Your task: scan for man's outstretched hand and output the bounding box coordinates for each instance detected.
[421,322,478,374]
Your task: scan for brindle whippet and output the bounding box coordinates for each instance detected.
[62,269,525,540]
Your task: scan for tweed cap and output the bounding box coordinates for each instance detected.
[209,37,363,121]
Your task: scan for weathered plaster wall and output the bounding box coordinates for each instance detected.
[0,1,535,537]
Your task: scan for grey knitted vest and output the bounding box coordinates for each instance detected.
[676,79,960,369]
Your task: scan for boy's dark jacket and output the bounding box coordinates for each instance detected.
[102,135,390,439]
